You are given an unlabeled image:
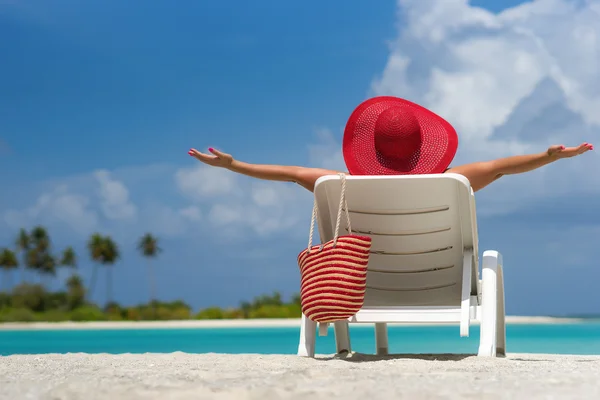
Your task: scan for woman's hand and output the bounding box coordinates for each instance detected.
[188,147,234,168]
[548,143,593,158]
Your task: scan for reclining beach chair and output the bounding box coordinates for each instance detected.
[297,173,506,358]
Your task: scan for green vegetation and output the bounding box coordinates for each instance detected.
[0,227,301,322]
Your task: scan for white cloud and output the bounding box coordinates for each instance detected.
[137,205,190,238]
[3,185,98,234]
[376,0,600,140]
[202,180,310,238]
[175,165,238,200]
[398,0,500,44]
[179,206,202,221]
[208,203,244,226]
[247,181,309,236]
[94,170,137,220]
[173,155,315,240]
[370,0,600,214]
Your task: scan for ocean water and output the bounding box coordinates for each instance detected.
[1,322,599,356]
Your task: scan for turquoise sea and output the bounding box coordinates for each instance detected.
[1,322,600,356]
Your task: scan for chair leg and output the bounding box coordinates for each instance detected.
[297,314,316,357]
[478,250,503,357]
[375,323,389,356]
[318,322,329,336]
[334,320,351,354]
[496,265,507,357]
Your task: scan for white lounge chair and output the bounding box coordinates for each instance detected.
[297,173,506,358]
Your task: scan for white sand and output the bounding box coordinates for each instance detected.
[1,352,599,399]
[0,316,585,331]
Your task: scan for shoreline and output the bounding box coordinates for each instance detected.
[0,315,588,331]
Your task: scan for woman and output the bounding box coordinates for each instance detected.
[187,96,593,193]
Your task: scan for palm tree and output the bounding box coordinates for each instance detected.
[87,233,104,301]
[30,226,50,253]
[137,233,161,305]
[27,226,55,286]
[61,246,77,276]
[0,248,19,290]
[15,228,30,283]
[38,252,57,286]
[100,236,120,305]
[66,274,86,310]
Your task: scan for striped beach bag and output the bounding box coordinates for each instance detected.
[297,173,372,323]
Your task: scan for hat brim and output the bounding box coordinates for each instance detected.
[343,96,458,175]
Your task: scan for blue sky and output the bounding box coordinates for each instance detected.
[1,0,599,316]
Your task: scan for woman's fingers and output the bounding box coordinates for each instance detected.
[188,147,233,167]
[189,148,217,164]
[571,143,592,155]
[208,147,227,158]
[561,143,593,157]
[580,143,594,153]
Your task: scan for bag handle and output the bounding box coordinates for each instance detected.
[307,173,352,253]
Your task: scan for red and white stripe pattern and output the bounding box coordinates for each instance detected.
[298,234,372,323]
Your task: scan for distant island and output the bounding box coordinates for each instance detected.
[0,281,301,323]
[0,225,302,323]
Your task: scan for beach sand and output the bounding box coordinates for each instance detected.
[1,352,599,399]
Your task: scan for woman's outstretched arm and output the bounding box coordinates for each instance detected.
[447,143,593,191]
[189,147,341,192]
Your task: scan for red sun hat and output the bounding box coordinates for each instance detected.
[342,96,458,175]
